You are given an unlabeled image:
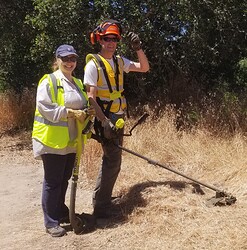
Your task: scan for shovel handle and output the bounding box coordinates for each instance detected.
[70,120,84,231]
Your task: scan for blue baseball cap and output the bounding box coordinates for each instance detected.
[55,44,78,57]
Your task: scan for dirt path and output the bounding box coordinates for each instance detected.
[0,133,101,250]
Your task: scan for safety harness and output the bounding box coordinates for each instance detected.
[86,53,127,118]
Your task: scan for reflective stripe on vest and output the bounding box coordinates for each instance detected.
[34,116,68,127]
[86,54,126,113]
[32,74,88,149]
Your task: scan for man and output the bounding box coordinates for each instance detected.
[84,20,149,219]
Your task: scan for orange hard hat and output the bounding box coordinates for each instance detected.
[90,20,122,45]
[99,22,121,39]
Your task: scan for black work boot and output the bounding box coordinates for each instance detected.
[93,202,123,219]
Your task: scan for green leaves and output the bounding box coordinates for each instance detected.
[0,0,246,107]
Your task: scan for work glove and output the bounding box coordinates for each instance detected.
[84,106,96,116]
[127,31,142,51]
[67,109,87,123]
[102,118,116,140]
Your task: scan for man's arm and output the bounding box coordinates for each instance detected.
[128,49,150,73]
[86,85,107,122]
[126,32,150,73]
[87,85,116,139]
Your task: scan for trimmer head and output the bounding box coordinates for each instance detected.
[207,191,237,206]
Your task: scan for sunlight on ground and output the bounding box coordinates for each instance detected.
[1,93,247,249]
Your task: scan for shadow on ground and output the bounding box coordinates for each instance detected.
[94,180,205,228]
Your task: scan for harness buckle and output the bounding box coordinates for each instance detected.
[109,90,121,101]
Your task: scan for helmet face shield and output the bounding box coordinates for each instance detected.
[100,23,121,39]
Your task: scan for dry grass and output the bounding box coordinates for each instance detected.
[1,92,247,249]
[0,89,36,135]
[82,107,247,250]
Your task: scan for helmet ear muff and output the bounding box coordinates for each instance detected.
[90,30,100,45]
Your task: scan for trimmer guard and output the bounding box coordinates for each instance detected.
[207,191,237,206]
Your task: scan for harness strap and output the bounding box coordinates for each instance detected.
[112,55,120,91]
[112,55,122,109]
[93,54,113,93]
[93,54,123,117]
[93,55,112,117]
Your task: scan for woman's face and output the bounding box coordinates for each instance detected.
[57,55,77,75]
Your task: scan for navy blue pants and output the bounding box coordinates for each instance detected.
[41,153,75,228]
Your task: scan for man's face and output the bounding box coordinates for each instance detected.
[100,35,119,53]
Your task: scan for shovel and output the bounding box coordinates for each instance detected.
[69,119,96,234]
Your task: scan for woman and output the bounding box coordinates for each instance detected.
[32,44,94,237]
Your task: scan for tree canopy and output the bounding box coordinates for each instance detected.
[1,0,246,106]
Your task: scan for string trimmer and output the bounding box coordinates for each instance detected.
[117,144,236,206]
[94,113,237,206]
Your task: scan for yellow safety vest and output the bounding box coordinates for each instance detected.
[32,73,89,149]
[86,54,126,113]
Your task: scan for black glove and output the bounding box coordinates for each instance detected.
[127,31,142,51]
[102,119,116,140]
[84,106,96,116]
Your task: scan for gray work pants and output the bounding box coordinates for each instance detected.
[93,113,124,208]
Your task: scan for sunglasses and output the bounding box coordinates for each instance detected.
[59,56,77,62]
[102,37,119,42]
